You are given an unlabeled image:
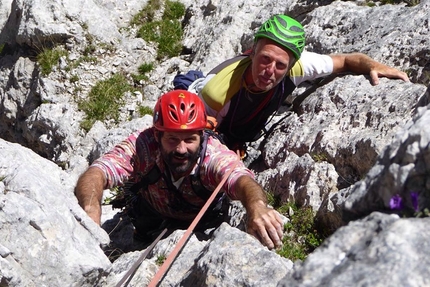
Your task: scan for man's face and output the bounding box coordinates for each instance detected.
[159,131,202,178]
[249,38,295,92]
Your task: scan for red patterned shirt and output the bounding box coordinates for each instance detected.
[91,127,254,221]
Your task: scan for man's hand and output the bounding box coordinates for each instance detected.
[246,200,284,249]
[233,175,284,249]
[331,52,410,85]
[74,167,105,225]
[368,64,410,86]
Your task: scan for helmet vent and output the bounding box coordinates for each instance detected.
[168,103,179,122]
[188,103,196,122]
[180,102,186,113]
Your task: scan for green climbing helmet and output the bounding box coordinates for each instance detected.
[254,14,305,60]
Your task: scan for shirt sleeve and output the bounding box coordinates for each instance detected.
[289,51,334,86]
[90,130,145,188]
[200,136,254,200]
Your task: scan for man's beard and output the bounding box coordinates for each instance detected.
[161,147,200,177]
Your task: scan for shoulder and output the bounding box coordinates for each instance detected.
[300,51,333,68]
[200,57,251,112]
[203,134,237,160]
[114,128,157,154]
[134,127,157,145]
[90,128,156,186]
[134,127,159,161]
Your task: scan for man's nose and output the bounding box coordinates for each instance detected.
[176,141,187,153]
[265,61,276,74]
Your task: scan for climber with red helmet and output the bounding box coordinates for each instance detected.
[75,90,284,250]
[189,14,409,152]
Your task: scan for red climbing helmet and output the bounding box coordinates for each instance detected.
[153,90,207,132]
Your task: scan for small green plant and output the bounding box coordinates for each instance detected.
[267,193,324,261]
[130,0,162,26]
[83,44,96,57]
[137,105,154,117]
[81,22,89,30]
[37,46,68,75]
[415,208,430,218]
[78,73,135,131]
[163,0,186,20]
[156,254,167,265]
[135,0,185,59]
[310,151,328,163]
[103,186,122,205]
[156,19,183,59]
[138,63,154,74]
[74,86,83,94]
[99,42,116,53]
[131,63,154,83]
[70,74,79,83]
[65,54,98,72]
[277,202,323,261]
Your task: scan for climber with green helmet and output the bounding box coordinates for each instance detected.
[188,14,409,153]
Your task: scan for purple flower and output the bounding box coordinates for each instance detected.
[410,192,419,212]
[390,194,403,210]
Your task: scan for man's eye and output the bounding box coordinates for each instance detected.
[261,56,271,64]
[276,63,288,70]
[168,138,180,144]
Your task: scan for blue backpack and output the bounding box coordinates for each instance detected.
[173,70,204,90]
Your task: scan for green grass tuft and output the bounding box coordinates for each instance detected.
[137,105,154,117]
[37,47,68,75]
[277,202,323,261]
[135,0,185,60]
[78,74,135,131]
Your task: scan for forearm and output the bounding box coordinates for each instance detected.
[74,167,106,225]
[234,176,267,210]
[330,52,376,74]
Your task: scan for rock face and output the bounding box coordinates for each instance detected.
[0,0,429,286]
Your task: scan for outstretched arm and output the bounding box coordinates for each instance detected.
[74,167,106,225]
[330,52,409,85]
[234,175,284,249]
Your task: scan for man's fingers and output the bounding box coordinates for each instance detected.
[370,67,410,85]
[247,215,283,249]
[248,227,273,249]
[275,220,284,241]
[255,227,275,250]
[369,70,380,86]
[273,210,285,238]
[267,227,282,248]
